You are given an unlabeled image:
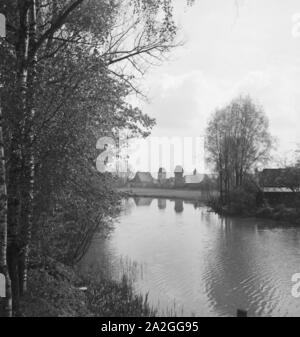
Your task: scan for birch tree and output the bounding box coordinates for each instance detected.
[0,0,195,315]
[0,106,12,317]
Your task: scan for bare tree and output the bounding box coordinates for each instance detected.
[206,95,273,201]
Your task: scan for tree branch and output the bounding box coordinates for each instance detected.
[33,0,84,54]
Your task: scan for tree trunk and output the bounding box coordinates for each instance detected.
[18,0,37,296]
[7,0,30,314]
[0,106,12,317]
[219,170,223,203]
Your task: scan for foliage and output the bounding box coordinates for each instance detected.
[32,175,120,266]
[208,185,257,216]
[20,267,89,317]
[0,0,195,316]
[272,167,300,193]
[205,95,273,201]
[85,275,156,317]
[20,258,156,317]
[227,187,257,215]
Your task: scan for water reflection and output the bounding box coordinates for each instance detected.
[134,197,153,206]
[158,199,166,210]
[184,200,199,209]
[131,196,198,214]
[79,197,300,317]
[174,200,184,213]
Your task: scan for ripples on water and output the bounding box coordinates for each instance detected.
[79,197,300,317]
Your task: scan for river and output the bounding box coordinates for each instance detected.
[79,197,300,317]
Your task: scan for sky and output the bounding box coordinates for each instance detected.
[126,0,300,175]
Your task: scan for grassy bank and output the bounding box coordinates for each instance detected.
[255,205,300,225]
[208,197,300,226]
[20,257,156,317]
[117,187,217,201]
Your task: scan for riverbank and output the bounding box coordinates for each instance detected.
[117,187,216,202]
[20,257,156,317]
[119,187,300,225]
[208,198,300,226]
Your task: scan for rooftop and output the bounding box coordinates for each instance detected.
[174,165,184,173]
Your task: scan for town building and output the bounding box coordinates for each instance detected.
[174,165,184,187]
[130,171,154,188]
[259,168,300,205]
[158,167,167,184]
[128,167,218,191]
[184,169,205,189]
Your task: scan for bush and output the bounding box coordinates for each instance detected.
[228,187,256,215]
[21,259,157,317]
[85,275,156,317]
[207,196,223,213]
[256,207,274,218]
[20,261,90,317]
[273,204,286,212]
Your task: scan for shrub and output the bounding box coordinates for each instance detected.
[274,204,286,212]
[256,207,274,218]
[228,187,256,215]
[85,275,156,317]
[21,260,157,317]
[207,196,223,212]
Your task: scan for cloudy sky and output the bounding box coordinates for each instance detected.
[128,0,300,174]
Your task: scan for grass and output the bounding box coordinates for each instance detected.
[85,275,157,317]
[20,258,157,317]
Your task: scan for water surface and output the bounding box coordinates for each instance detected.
[79,197,300,317]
